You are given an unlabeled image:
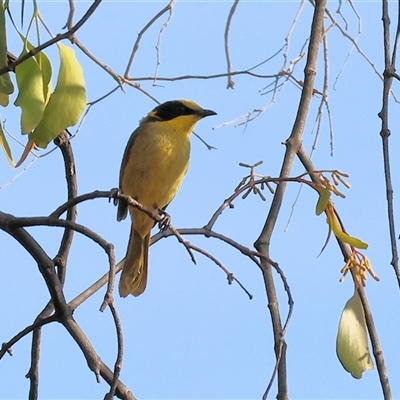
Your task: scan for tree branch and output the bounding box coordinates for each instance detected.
[0,0,102,76]
[378,0,400,290]
[254,1,327,398]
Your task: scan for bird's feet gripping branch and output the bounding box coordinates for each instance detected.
[157,209,172,232]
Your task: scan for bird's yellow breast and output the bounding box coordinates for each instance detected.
[120,121,191,235]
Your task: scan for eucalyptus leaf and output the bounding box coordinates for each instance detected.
[315,187,330,216]
[0,0,14,101]
[0,119,13,166]
[31,43,86,149]
[14,49,46,133]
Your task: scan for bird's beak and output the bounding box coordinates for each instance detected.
[198,109,217,118]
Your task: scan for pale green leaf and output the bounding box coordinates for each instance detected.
[0,119,13,166]
[336,290,374,379]
[0,0,14,98]
[315,187,331,216]
[18,36,52,101]
[31,43,86,149]
[332,224,368,250]
[35,49,52,101]
[328,207,368,250]
[14,49,46,133]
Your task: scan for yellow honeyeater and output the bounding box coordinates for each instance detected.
[117,100,217,297]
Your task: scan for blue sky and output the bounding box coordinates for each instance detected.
[1,1,400,399]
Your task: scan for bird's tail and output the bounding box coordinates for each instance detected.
[119,227,150,297]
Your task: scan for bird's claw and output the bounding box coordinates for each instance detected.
[158,210,171,231]
[110,188,120,206]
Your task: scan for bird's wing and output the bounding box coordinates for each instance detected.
[117,125,142,221]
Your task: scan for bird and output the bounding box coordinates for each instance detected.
[117,99,217,297]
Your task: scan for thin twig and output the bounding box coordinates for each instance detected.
[323,5,383,84]
[53,132,77,285]
[50,190,113,218]
[129,63,281,82]
[0,0,103,76]
[391,0,400,67]
[68,261,123,311]
[153,0,176,86]
[26,301,56,400]
[11,216,111,251]
[332,0,362,89]
[282,0,306,70]
[0,315,56,360]
[103,302,124,400]
[64,0,75,30]
[378,0,400,291]
[224,0,239,89]
[74,37,125,87]
[124,2,174,78]
[100,243,117,312]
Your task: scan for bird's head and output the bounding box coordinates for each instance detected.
[145,100,217,135]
